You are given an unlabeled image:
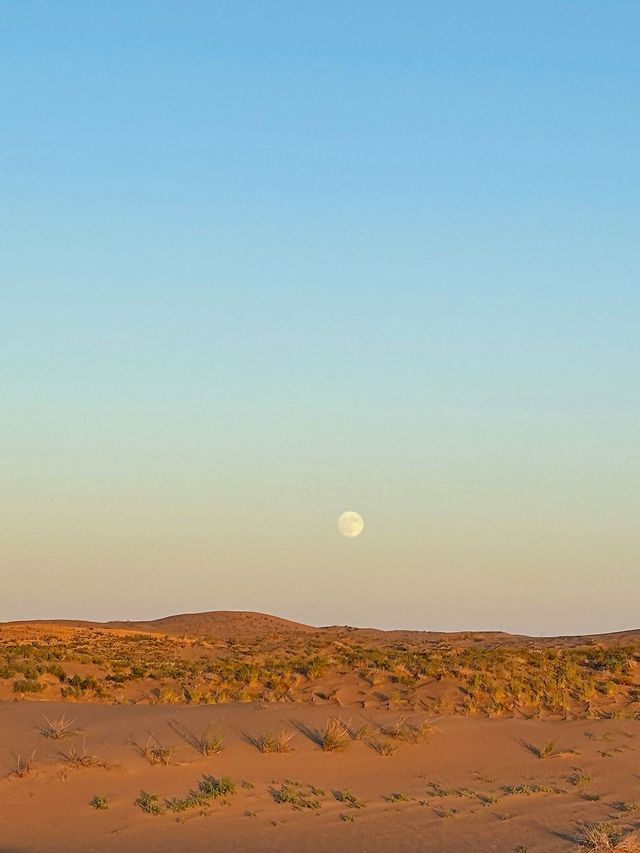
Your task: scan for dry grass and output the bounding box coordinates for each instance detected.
[144,736,176,766]
[352,723,372,741]
[383,715,438,743]
[41,713,78,739]
[62,740,102,769]
[11,751,36,779]
[523,739,577,759]
[576,823,640,851]
[199,731,224,756]
[566,769,591,786]
[320,718,351,752]
[538,740,576,759]
[333,789,366,809]
[254,730,296,753]
[370,738,399,756]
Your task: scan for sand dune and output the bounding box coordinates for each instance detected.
[106,610,318,638]
[2,612,640,851]
[2,701,640,852]
[6,609,640,646]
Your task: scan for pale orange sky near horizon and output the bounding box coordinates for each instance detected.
[3,437,638,635]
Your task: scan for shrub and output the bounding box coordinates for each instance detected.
[135,790,165,815]
[198,775,235,798]
[13,679,44,694]
[273,781,321,810]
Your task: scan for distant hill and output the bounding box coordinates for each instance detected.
[2,610,639,647]
[105,610,316,638]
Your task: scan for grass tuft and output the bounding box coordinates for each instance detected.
[320,718,351,752]
[254,730,296,753]
[41,714,78,739]
[370,738,399,756]
[199,731,224,757]
[62,740,101,769]
[11,751,36,779]
[144,736,176,766]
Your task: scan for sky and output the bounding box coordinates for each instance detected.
[1,1,639,634]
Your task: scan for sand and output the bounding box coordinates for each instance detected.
[1,612,639,851]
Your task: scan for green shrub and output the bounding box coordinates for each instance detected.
[13,679,44,694]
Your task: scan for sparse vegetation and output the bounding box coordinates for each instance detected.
[320,718,351,751]
[198,774,235,799]
[254,730,295,753]
[11,752,36,779]
[352,723,371,741]
[522,738,578,759]
[135,790,165,815]
[370,738,399,756]
[333,789,365,808]
[385,791,409,803]
[2,618,640,853]
[63,740,101,769]
[566,769,591,786]
[272,781,322,810]
[576,822,640,851]
[1,623,638,718]
[167,775,235,813]
[4,617,640,853]
[198,731,224,756]
[383,715,436,743]
[617,801,640,813]
[503,783,564,796]
[427,782,457,797]
[13,678,44,694]
[144,736,175,766]
[41,713,78,739]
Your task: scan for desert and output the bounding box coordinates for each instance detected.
[1,611,639,852]
[4,4,638,850]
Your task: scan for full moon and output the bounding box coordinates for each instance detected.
[338,511,365,538]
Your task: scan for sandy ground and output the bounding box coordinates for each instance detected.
[1,700,639,852]
[2,613,639,850]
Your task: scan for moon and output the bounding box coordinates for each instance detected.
[338,511,365,538]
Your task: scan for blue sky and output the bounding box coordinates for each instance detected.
[1,2,639,633]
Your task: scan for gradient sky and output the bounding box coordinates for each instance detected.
[2,2,639,634]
